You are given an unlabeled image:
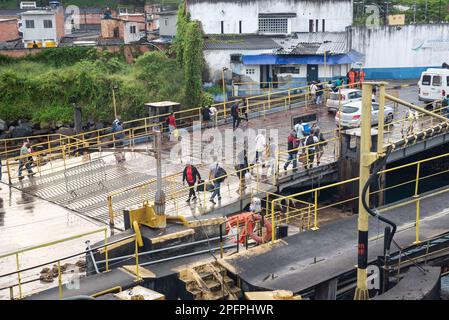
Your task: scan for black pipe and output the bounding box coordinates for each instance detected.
[361,145,397,252]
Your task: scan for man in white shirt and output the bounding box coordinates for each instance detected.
[310,82,318,104]
[254,133,266,164]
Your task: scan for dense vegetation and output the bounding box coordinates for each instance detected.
[0,47,186,127]
[0,0,209,128]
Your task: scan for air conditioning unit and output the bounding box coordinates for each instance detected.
[20,1,37,9]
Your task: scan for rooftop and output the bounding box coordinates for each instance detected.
[273,32,348,55]
[204,35,282,50]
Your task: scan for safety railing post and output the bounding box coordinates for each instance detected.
[135,237,141,281]
[104,229,109,272]
[311,190,319,231]
[236,222,240,253]
[57,261,62,300]
[107,196,115,235]
[414,162,421,196]
[413,198,421,244]
[271,200,276,244]
[15,253,22,299]
[219,224,223,259]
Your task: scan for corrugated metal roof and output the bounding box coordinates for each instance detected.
[273,32,348,55]
[204,35,282,50]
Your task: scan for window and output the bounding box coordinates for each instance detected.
[316,19,319,32]
[421,75,431,85]
[432,75,442,86]
[130,25,136,34]
[239,20,242,34]
[258,18,288,34]
[279,66,300,74]
[230,54,242,63]
[164,19,168,26]
[309,20,314,32]
[25,20,34,28]
[245,68,255,75]
[221,21,224,34]
[372,104,379,111]
[43,20,52,28]
[322,19,325,32]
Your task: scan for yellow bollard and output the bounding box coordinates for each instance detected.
[16,253,22,299]
[104,229,109,272]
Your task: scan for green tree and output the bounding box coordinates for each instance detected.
[183,21,204,107]
[175,0,190,67]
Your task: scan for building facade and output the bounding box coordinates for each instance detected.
[20,8,64,48]
[187,0,353,35]
[0,18,20,42]
[191,0,356,88]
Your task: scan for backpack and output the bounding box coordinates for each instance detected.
[215,165,227,183]
[186,166,194,184]
[292,138,300,149]
[302,123,311,135]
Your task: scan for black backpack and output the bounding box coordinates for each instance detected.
[215,165,227,183]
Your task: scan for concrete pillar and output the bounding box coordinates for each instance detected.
[314,278,338,300]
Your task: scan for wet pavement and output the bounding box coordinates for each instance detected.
[0,82,429,299]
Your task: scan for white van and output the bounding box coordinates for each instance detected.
[418,68,449,102]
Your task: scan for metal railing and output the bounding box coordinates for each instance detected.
[0,228,112,300]
[268,148,449,244]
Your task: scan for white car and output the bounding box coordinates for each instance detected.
[335,101,394,129]
[326,89,363,113]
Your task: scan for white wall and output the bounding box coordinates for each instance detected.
[188,0,353,34]
[159,14,177,36]
[204,49,273,82]
[124,21,141,44]
[21,13,56,42]
[350,24,449,69]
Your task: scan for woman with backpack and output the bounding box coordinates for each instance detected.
[183,162,202,202]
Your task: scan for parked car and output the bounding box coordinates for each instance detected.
[418,68,449,103]
[326,89,363,113]
[335,101,394,129]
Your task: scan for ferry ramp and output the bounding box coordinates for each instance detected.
[218,185,449,296]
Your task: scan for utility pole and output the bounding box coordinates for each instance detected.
[354,82,387,300]
[153,128,166,228]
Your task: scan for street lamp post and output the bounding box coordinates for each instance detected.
[222,67,228,118]
[112,84,119,118]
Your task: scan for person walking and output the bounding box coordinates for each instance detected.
[267,137,277,177]
[313,126,326,166]
[283,131,299,173]
[18,142,34,180]
[183,162,202,202]
[347,69,355,88]
[202,105,211,128]
[294,122,305,145]
[236,146,249,194]
[112,118,126,163]
[167,112,177,136]
[209,160,227,204]
[254,132,266,165]
[304,129,319,169]
[310,82,318,104]
[231,102,240,130]
[316,82,324,105]
[209,105,217,126]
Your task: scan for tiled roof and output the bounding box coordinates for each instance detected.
[204,35,282,50]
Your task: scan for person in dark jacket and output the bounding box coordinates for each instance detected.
[231,102,240,130]
[183,162,202,202]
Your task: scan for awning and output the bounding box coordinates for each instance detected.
[242,50,364,65]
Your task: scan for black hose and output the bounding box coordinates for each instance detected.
[360,145,396,251]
